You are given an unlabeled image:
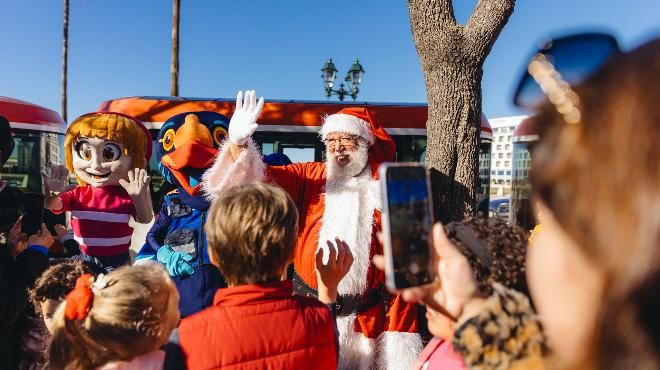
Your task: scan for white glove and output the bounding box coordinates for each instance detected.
[229,90,264,145]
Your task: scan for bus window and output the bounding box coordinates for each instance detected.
[392,136,427,162]
[282,146,315,163]
[2,131,63,193]
[254,132,325,163]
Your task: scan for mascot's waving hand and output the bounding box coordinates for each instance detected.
[43,113,153,271]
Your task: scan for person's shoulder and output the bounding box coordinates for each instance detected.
[178,305,222,334]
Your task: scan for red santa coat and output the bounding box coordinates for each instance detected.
[267,162,418,339]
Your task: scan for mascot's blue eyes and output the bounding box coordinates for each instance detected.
[161,129,175,151]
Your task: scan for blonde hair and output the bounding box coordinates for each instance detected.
[65,113,148,185]
[48,263,174,370]
[205,182,299,285]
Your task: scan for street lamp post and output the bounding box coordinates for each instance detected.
[321,58,365,101]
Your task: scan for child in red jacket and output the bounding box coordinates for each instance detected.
[176,182,353,370]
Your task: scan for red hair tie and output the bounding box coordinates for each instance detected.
[65,274,94,321]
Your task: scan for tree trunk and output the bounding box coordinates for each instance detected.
[408,0,515,223]
[61,0,69,122]
[170,0,180,96]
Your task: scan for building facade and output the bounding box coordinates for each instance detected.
[488,116,526,198]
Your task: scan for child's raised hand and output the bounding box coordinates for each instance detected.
[315,238,354,303]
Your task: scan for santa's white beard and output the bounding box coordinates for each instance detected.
[326,144,369,181]
[319,144,379,295]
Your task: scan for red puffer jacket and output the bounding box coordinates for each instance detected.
[178,280,337,370]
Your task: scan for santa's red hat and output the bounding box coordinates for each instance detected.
[319,107,396,173]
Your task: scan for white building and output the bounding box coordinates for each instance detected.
[488,115,527,198]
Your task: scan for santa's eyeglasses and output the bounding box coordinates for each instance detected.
[323,136,359,148]
[513,32,621,124]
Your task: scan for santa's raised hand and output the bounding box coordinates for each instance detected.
[228,90,264,146]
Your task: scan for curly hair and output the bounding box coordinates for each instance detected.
[445,217,530,297]
[29,260,104,315]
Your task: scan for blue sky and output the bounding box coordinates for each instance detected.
[1,0,659,122]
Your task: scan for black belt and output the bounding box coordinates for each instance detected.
[293,270,383,317]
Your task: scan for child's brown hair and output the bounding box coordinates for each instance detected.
[205,182,299,285]
[65,113,149,185]
[29,260,103,315]
[48,263,175,370]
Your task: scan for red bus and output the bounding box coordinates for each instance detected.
[99,96,494,212]
[0,97,66,193]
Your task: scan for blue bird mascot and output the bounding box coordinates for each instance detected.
[135,111,229,316]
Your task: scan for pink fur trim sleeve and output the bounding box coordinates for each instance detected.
[201,138,265,202]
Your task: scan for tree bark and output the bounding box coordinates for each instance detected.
[170,0,180,96]
[408,0,515,222]
[61,0,69,122]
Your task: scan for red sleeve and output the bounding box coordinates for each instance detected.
[266,163,310,208]
[385,293,419,333]
[51,187,78,214]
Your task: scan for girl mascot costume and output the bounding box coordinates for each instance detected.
[43,112,153,271]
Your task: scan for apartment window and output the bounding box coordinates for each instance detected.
[507,135,512,141]
[499,136,504,142]
[506,179,511,185]
[505,144,510,150]
[507,153,512,159]
[496,145,502,150]
[496,161,501,167]
[505,161,510,167]
[497,170,504,176]
[506,170,511,176]
[498,153,503,159]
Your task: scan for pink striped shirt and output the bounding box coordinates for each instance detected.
[53,186,136,256]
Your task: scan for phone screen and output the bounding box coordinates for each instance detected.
[385,166,433,289]
[22,192,44,235]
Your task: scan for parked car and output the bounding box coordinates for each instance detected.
[489,198,510,220]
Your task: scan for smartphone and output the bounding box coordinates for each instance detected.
[379,163,435,291]
[22,192,44,235]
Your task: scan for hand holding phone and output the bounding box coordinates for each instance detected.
[379,163,434,291]
[21,192,45,235]
[373,223,481,321]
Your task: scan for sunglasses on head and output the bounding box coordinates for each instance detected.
[513,32,621,123]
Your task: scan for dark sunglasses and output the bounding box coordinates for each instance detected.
[513,32,621,123]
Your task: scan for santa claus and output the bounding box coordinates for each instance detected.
[202,91,422,369]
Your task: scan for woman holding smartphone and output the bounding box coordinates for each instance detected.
[375,35,660,370]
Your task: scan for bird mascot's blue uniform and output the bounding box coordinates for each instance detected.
[135,111,229,317]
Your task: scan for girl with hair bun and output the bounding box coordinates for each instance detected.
[47,263,180,370]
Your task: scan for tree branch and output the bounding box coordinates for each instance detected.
[408,0,458,37]
[464,0,515,61]
[408,0,460,67]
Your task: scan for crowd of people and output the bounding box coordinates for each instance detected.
[0,34,658,370]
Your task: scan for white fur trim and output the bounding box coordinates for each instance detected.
[336,315,376,370]
[376,331,424,370]
[320,113,375,145]
[319,167,377,295]
[201,138,265,202]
